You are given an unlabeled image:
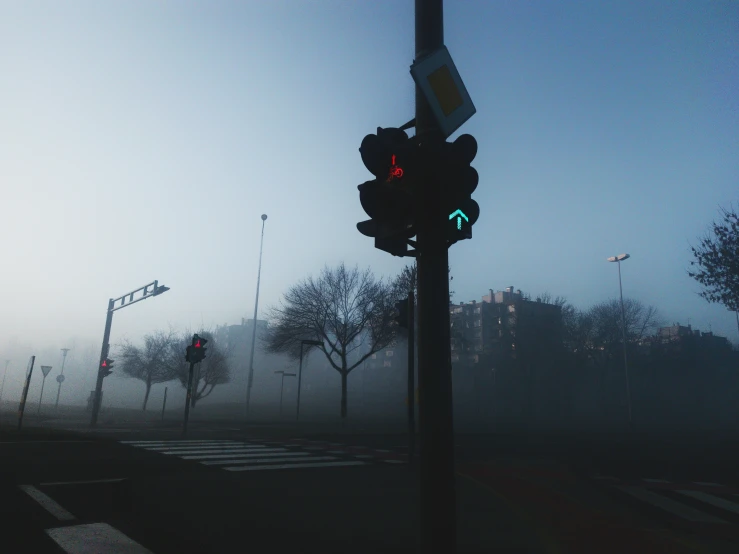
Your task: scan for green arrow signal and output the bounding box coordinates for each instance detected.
[449,209,469,230]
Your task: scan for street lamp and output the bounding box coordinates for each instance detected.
[246,214,268,418]
[296,339,323,421]
[90,279,170,428]
[607,253,632,425]
[274,370,296,418]
[55,348,70,411]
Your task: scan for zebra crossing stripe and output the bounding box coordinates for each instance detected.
[121,440,239,445]
[143,444,267,451]
[676,490,739,516]
[225,460,367,472]
[618,486,728,523]
[159,448,278,456]
[181,449,289,460]
[205,455,332,466]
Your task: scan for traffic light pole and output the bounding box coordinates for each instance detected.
[415,0,457,552]
[90,299,114,428]
[407,290,416,466]
[183,360,196,435]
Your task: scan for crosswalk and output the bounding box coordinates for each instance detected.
[119,439,405,472]
[593,475,739,526]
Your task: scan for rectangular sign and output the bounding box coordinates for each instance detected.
[410,45,476,139]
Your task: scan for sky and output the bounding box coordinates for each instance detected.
[1,1,737,402]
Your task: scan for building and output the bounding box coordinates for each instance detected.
[450,286,563,366]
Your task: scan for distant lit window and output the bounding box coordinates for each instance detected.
[508,305,516,313]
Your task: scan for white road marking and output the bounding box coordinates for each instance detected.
[46,522,154,553]
[143,444,265,452]
[225,460,367,471]
[159,447,277,456]
[188,451,306,462]
[40,478,126,486]
[204,454,330,466]
[18,485,76,521]
[677,490,739,515]
[120,440,239,445]
[618,486,728,523]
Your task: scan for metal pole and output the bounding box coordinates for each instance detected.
[0,360,9,409]
[18,356,35,431]
[296,343,304,421]
[415,0,456,551]
[407,291,416,466]
[618,261,632,424]
[183,362,196,434]
[91,299,114,428]
[246,214,268,418]
[55,348,70,410]
[162,386,168,421]
[37,375,47,414]
[279,374,285,418]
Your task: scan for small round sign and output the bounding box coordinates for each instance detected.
[56,375,65,383]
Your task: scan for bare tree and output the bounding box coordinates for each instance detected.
[688,204,739,335]
[168,330,231,408]
[588,298,662,351]
[116,330,179,410]
[264,263,396,419]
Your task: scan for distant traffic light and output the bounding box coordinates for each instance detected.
[100,358,114,378]
[356,127,420,256]
[394,299,409,329]
[190,334,208,363]
[439,134,479,243]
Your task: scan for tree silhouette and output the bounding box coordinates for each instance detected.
[688,205,739,317]
[264,263,396,419]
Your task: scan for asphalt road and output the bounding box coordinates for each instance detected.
[3,422,739,553]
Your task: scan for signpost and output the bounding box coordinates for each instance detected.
[38,366,52,414]
[18,356,35,431]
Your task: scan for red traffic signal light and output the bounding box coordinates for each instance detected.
[190,334,208,363]
[100,358,114,377]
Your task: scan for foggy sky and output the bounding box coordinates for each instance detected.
[1,1,737,404]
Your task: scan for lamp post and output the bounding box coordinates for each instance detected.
[55,348,70,411]
[246,214,268,418]
[607,253,632,425]
[274,370,296,418]
[90,280,170,428]
[296,339,323,421]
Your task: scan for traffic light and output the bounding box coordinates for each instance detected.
[191,334,208,363]
[356,127,420,256]
[100,358,114,378]
[439,134,479,243]
[394,299,409,329]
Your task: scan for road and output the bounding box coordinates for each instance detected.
[3,421,739,553]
